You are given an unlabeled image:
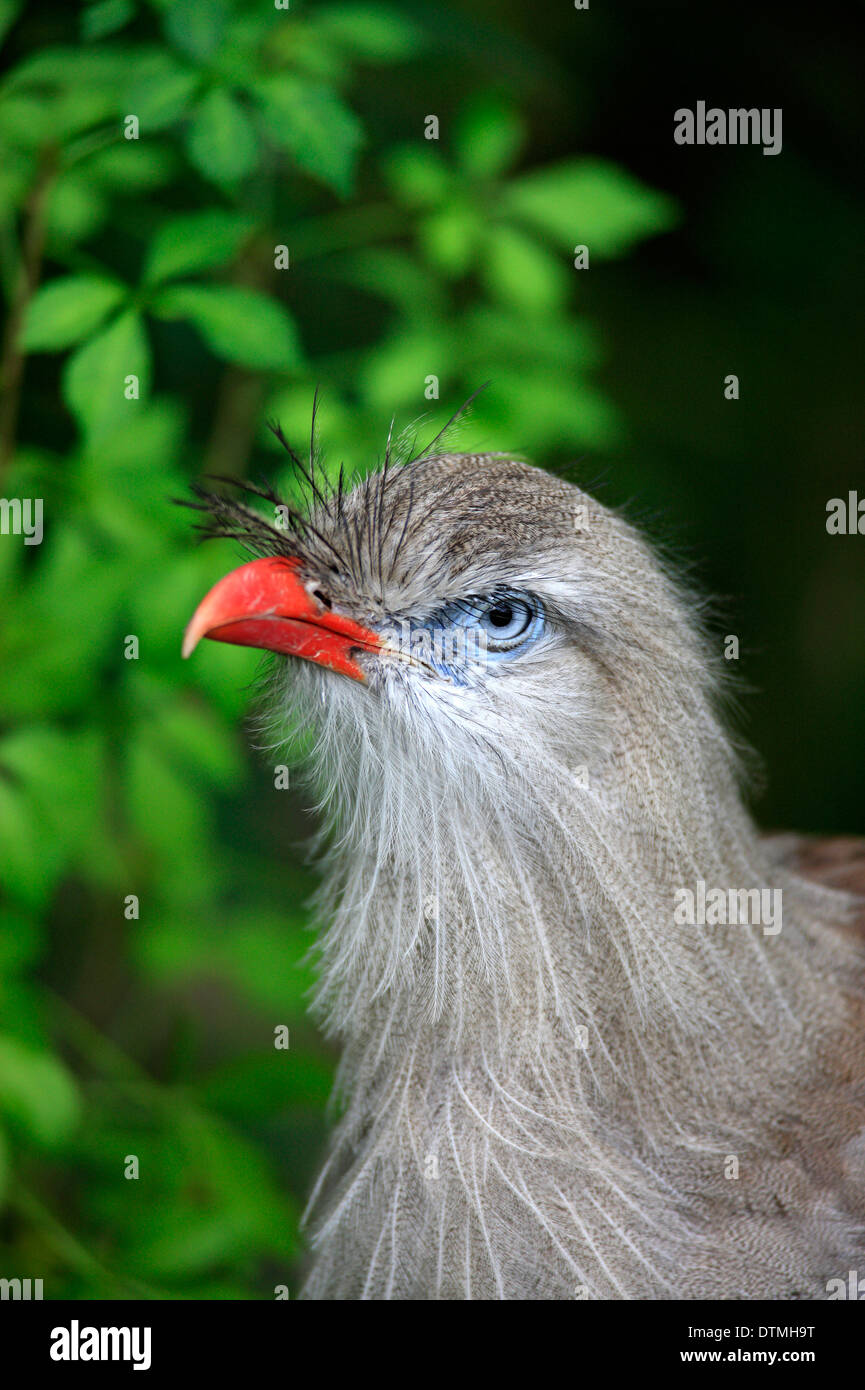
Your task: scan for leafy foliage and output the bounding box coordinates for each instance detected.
[0,0,675,1296]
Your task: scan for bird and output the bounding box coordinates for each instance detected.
[182,410,865,1300]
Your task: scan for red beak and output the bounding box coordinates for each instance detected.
[182,556,381,682]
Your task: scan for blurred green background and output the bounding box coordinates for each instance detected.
[0,0,862,1297]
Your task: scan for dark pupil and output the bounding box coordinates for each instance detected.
[488,603,514,628]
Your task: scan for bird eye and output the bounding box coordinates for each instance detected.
[407,589,544,680]
[429,588,544,664]
[476,594,538,650]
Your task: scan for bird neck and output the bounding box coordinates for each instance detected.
[297,689,858,1299]
[310,733,851,1105]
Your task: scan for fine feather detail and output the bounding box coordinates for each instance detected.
[187,415,865,1300]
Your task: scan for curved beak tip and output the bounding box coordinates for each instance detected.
[182,556,381,683]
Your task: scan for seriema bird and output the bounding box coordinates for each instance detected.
[182,412,865,1300]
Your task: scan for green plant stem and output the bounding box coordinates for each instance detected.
[8,1184,165,1300]
[47,989,174,1102]
[201,368,265,480]
[0,148,58,477]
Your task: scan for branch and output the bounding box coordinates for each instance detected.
[0,147,58,477]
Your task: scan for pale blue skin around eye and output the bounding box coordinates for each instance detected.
[410,591,546,681]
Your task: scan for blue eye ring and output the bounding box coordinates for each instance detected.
[429,588,545,664]
[469,590,543,652]
[401,589,545,682]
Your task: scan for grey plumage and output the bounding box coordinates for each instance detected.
[188,440,865,1300]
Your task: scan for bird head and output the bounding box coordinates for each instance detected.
[183,424,750,1045]
[183,447,708,788]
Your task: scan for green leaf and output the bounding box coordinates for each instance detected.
[200,1050,333,1118]
[253,76,363,196]
[63,310,151,440]
[45,173,108,245]
[358,327,451,409]
[315,4,423,60]
[126,50,201,130]
[0,908,40,982]
[0,524,116,721]
[20,276,126,352]
[186,87,258,184]
[0,0,22,47]
[494,365,620,449]
[142,909,316,1014]
[126,550,254,716]
[0,94,54,151]
[467,304,601,371]
[125,728,210,860]
[143,209,253,284]
[80,0,134,41]
[0,726,104,862]
[331,248,445,321]
[152,284,301,370]
[148,698,242,788]
[3,46,128,91]
[504,158,678,257]
[0,524,125,721]
[163,0,230,61]
[79,397,184,499]
[455,93,524,179]
[384,145,451,207]
[0,779,55,909]
[481,225,567,312]
[130,1114,298,1278]
[0,79,117,147]
[86,143,175,192]
[419,201,482,275]
[220,918,316,1014]
[0,1036,80,1147]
